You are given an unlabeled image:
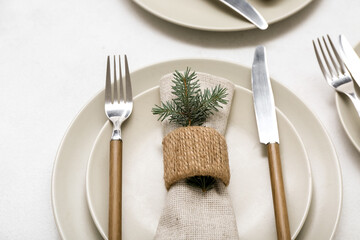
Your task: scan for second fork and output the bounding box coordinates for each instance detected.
[313,35,360,116]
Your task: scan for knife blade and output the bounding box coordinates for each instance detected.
[339,34,360,96]
[251,46,291,240]
[252,46,279,144]
[219,0,268,30]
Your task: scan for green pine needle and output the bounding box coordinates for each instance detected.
[152,68,229,192]
[152,68,228,127]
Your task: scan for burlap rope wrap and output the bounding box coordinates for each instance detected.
[162,126,230,190]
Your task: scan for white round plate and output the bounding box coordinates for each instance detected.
[52,59,342,240]
[335,43,360,152]
[86,86,312,239]
[132,0,313,31]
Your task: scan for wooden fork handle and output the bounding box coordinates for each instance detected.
[267,143,291,240]
[109,140,122,240]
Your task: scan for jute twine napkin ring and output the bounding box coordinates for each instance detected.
[162,126,230,190]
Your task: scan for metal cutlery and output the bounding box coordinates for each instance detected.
[105,55,133,240]
[339,34,360,96]
[218,0,268,30]
[313,35,360,116]
[252,46,291,240]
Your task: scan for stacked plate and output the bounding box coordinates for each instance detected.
[131,0,313,31]
[52,59,342,239]
[335,44,360,152]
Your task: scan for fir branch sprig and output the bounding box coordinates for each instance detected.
[152,68,228,192]
[152,68,228,127]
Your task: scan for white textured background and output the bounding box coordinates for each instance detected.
[1,0,360,239]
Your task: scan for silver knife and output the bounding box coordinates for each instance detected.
[339,34,360,96]
[251,46,291,240]
[219,0,268,30]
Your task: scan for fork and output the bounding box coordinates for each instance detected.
[105,55,133,240]
[313,35,360,116]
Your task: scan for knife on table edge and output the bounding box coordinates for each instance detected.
[338,34,360,98]
[218,0,268,30]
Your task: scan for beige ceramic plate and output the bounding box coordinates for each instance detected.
[86,86,312,239]
[132,0,313,31]
[335,44,360,152]
[52,59,342,240]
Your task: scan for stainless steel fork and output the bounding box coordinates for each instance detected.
[105,55,133,240]
[313,35,360,116]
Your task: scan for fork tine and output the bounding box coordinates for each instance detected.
[105,56,112,104]
[313,40,332,82]
[327,35,347,75]
[113,56,118,103]
[323,36,341,76]
[119,56,125,103]
[125,55,132,102]
[318,37,337,78]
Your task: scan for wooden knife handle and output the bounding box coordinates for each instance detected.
[109,140,122,240]
[267,143,291,240]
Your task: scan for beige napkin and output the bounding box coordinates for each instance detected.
[155,72,239,240]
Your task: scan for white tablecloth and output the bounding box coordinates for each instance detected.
[1,0,360,239]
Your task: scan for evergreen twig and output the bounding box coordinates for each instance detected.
[152,68,228,127]
[152,68,228,192]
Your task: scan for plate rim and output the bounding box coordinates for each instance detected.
[51,91,103,240]
[131,0,314,31]
[51,57,342,239]
[334,43,360,152]
[85,85,313,240]
[335,93,360,152]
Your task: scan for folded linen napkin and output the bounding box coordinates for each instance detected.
[155,72,239,240]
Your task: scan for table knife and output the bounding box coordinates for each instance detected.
[339,34,360,96]
[218,0,268,30]
[251,46,291,240]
